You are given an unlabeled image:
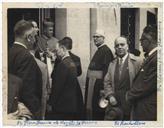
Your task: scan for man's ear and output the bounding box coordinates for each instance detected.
[27,34,33,42]
[127,46,129,51]
[24,33,30,42]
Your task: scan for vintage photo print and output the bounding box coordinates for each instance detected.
[2,2,163,127]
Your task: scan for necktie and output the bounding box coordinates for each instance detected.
[119,58,123,80]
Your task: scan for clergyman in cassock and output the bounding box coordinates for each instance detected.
[35,18,58,64]
[85,29,114,120]
[8,20,42,119]
[49,38,84,120]
[35,18,58,94]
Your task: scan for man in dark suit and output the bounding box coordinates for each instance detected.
[126,25,157,120]
[8,20,42,119]
[49,38,84,120]
[8,74,22,114]
[85,29,114,120]
[103,36,141,120]
[8,74,33,120]
[58,37,82,77]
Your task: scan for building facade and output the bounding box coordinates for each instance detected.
[7,7,157,96]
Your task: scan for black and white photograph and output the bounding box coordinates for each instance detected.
[2,2,163,127]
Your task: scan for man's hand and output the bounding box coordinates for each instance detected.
[45,49,53,58]
[46,104,52,112]
[109,96,117,106]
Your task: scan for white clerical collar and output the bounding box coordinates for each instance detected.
[118,53,128,64]
[62,52,70,60]
[14,42,27,49]
[98,43,105,48]
[148,47,158,56]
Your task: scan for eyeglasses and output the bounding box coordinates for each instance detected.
[139,38,149,42]
[140,34,151,42]
[93,35,102,38]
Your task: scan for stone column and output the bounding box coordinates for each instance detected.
[55,9,67,40]
[66,8,90,97]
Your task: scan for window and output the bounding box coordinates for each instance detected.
[121,8,136,53]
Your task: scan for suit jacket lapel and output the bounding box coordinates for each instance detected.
[134,51,157,81]
[144,51,157,65]
[111,59,117,87]
[128,55,135,86]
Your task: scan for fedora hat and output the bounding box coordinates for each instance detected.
[105,106,124,120]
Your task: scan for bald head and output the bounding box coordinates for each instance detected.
[114,36,129,58]
[115,37,128,46]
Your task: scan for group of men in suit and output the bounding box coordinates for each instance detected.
[85,25,157,121]
[8,17,157,121]
[8,19,83,120]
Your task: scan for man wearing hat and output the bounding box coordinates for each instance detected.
[85,29,114,120]
[103,36,141,120]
